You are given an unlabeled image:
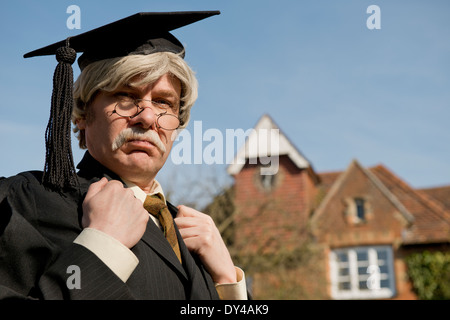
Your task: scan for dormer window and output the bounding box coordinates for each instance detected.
[344,197,371,225]
[261,174,276,191]
[355,198,365,221]
[254,163,282,192]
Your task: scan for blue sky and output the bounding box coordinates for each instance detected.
[1,0,449,196]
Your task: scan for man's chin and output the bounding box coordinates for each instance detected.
[124,149,161,162]
[114,153,164,181]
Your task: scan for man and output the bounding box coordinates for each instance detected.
[0,11,247,299]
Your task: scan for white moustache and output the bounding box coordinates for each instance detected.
[112,127,166,154]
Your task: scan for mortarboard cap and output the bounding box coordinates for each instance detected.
[24,11,220,191]
[24,11,220,70]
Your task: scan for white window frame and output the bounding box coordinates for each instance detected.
[329,245,396,299]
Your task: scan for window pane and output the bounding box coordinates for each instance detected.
[380,279,390,288]
[337,252,348,262]
[379,264,389,274]
[339,282,351,290]
[355,198,365,220]
[358,266,368,275]
[339,267,349,276]
[377,249,387,260]
[359,281,369,290]
[356,251,368,261]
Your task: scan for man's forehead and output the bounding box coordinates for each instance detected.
[121,74,182,96]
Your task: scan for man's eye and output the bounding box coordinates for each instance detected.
[152,100,172,108]
[114,92,134,100]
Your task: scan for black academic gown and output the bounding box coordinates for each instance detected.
[0,151,219,300]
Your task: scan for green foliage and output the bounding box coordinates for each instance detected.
[406,251,450,300]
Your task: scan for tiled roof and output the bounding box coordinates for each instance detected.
[317,171,341,193]
[316,163,450,245]
[418,185,450,212]
[368,164,450,244]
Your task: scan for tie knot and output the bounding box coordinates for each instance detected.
[143,194,167,216]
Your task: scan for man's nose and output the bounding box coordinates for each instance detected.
[128,106,158,130]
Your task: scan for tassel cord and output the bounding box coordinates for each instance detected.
[42,45,79,191]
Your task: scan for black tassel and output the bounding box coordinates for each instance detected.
[42,38,79,191]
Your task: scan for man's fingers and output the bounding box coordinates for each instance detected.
[174,216,201,228]
[84,177,108,200]
[176,221,207,237]
[176,205,202,218]
[175,206,237,284]
[177,227,200,240]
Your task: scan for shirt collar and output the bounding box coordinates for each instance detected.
[121,178,166,204]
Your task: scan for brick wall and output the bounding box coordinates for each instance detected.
[233,155,317,253]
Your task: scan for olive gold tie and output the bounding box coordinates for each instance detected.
[143,194,182,264]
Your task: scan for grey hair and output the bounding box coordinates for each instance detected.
[72,52,198,148]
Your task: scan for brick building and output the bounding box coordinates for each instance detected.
[226,114,450,299]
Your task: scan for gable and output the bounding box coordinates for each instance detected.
[310,160,414,246]
[227,114,313,176]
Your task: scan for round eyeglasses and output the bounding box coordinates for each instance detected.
[111,97,180,130]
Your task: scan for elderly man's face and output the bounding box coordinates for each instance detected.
[76,73,181,187]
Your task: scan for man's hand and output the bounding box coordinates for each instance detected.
[81,177,149,248]
[175,205,237,284]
